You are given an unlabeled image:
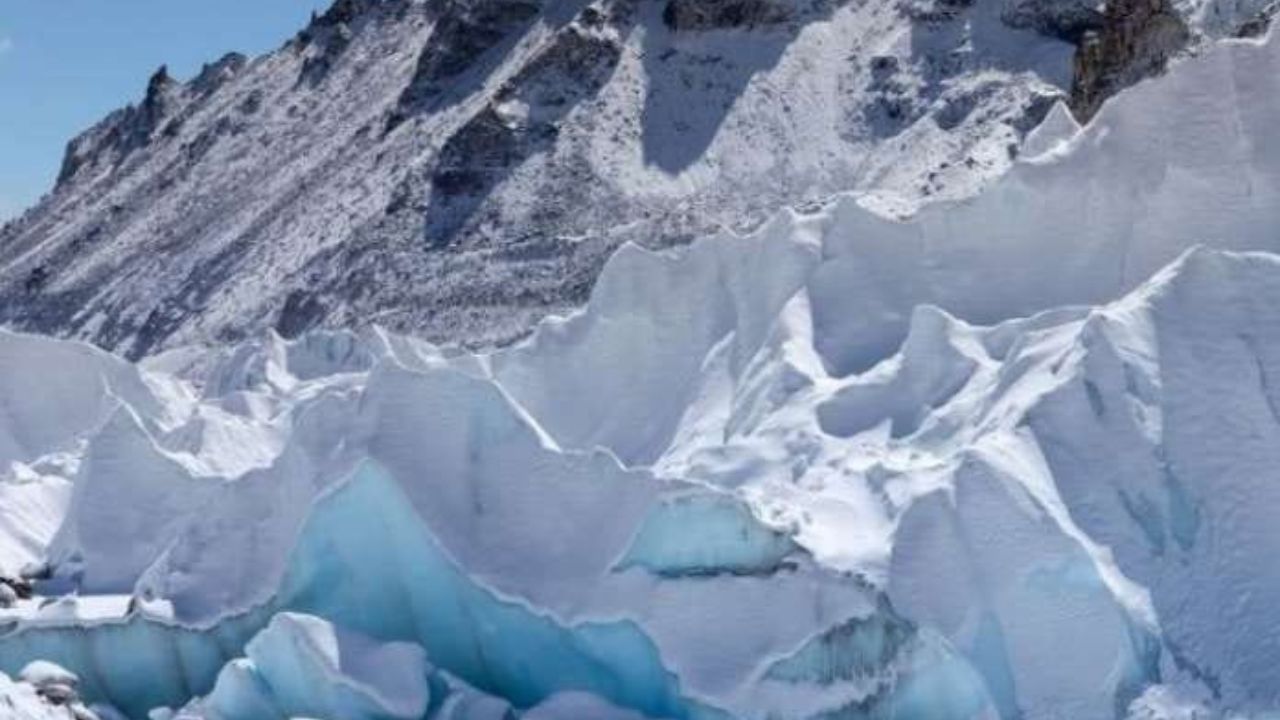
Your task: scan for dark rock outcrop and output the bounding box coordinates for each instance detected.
[661,0,791,30]
[1002,0,1106,43]
[1236,0,1278,37]
[56,65,181,185]
[426,15,624,244]
[392,0,543,121]
[1069,0,1191,120]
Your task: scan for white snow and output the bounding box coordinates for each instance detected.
[0,21,1276,720]
[182,613,430,720]
[17,660,78,690]
[0,672,70,720]
[0,660,120,720]
[1018,99,1081,160]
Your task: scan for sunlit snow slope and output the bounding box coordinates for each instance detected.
[0,24,1278,720]
[0,0,1079,358]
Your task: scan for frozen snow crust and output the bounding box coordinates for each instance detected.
[0,28,1278,720]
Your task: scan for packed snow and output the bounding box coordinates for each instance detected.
[0,19,1276,720]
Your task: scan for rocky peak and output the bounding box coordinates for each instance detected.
[306,0,404,31]
[191,53,249,97]
[296,0,418,85]
[141,65,179,126]
[54,65,183,186]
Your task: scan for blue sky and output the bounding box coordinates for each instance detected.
[0,1,332,222]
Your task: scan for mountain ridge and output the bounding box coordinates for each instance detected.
[1,0,1070,358]
[0,0,1272,361]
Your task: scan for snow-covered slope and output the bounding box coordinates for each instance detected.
[0,0,1132,359]
[6,0,1268,363]
[4,0,1271,363]
[0,26,1277,719]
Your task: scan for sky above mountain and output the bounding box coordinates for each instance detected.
[0,0,330,222]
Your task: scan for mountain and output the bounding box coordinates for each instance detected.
[0,26,1278,719]
[1,0,1267,360]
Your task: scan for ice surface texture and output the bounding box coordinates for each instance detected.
[0,26,1278,720]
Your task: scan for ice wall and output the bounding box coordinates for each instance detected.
[0,27,1278,720]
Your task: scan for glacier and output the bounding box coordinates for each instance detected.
[187,612,431,720]
[0,22,1277,720]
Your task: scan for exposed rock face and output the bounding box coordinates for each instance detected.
[1069,0,1191,120]
[1002,0,1105,42]
[55,67,180,185]
[0,0,1094,358]
[426,18,625,244]
[1236,0,1278,36]
[661,0,792,30]
[1062,0,1277,122]
[391,0,544,120]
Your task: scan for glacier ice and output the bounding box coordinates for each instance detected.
[520,692,664,720]
[184,612,429,720]
[0,24,1278,720]
[614,492,802,577]
[0,659,124,720]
